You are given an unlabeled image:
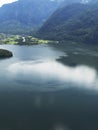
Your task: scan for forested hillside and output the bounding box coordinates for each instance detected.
[0,0,64,34]
[38,1,98,44]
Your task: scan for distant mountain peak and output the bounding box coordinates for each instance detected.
[0,0,64,34]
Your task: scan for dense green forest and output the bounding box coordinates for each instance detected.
[37,1,98,44]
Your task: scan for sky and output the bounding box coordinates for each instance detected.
[0,0,18,7]
[0,0,90,7]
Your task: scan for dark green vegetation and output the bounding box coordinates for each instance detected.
[37,1,98,44]
[0,0,65,34]
[0,49,13,58]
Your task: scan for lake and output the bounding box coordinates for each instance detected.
[0,43,98,130]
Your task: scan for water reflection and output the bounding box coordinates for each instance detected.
[8,60,98,90]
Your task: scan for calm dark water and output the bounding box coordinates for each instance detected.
[0,44,98,130]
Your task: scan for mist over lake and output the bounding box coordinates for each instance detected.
[0,43,98,130]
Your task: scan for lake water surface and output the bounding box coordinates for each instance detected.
[0,43,98,130]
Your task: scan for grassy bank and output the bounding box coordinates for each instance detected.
[0,34,58,45]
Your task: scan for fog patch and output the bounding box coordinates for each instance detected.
[8,60,98,90]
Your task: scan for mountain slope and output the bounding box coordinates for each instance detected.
[38,1,98,44]
[0,0,64,34]
[0,0,88,34]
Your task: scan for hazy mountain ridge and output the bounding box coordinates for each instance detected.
[37,1,98,44]
[0,0,64,34]
[0,0,90,34]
